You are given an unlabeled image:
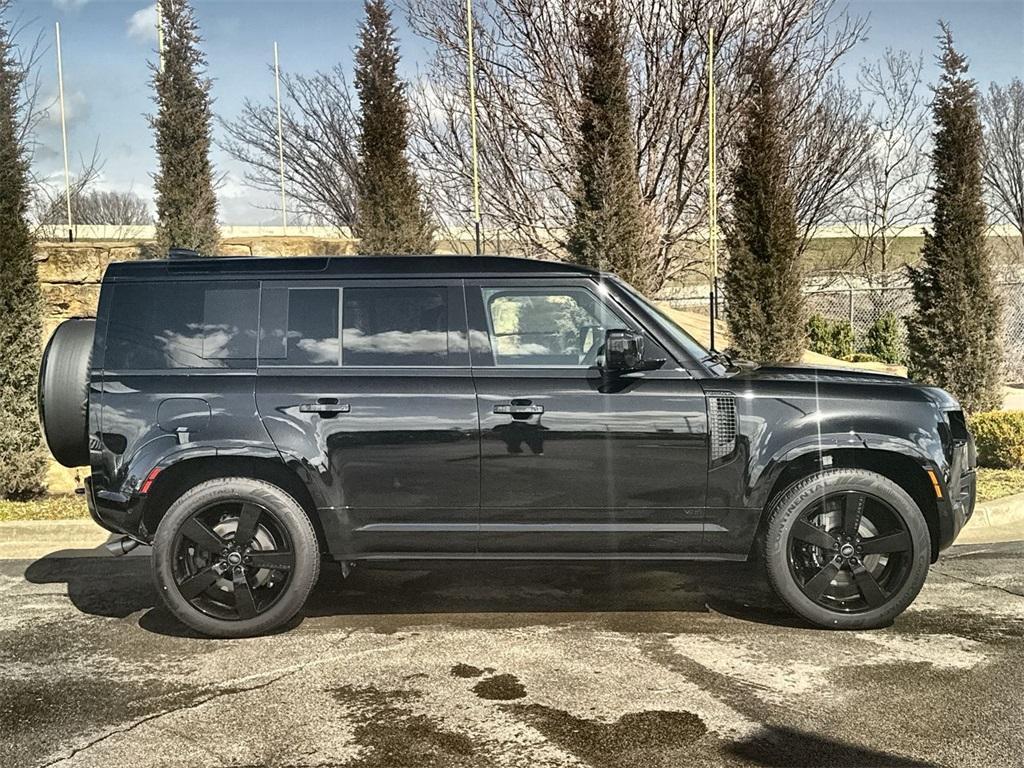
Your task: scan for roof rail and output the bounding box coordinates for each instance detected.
[167,247,201,260]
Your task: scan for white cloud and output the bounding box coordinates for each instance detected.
[52,0,92,9]
[40,87,89,127]
[127,4,159,43]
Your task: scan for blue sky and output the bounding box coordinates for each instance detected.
[11,0,1024,224]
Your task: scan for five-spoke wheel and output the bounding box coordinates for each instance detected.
[764,468,931,629]
[153,477,320,637]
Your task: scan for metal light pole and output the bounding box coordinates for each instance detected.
[707,26,718,350]
[274,41,288,231]
[55,22,73,243]
[466,0,482,255]
[157,0,164,73]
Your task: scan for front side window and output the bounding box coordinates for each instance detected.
[481,286,628,367]
[106,280,258,370]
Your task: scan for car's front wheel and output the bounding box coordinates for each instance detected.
[763,468,931,629]
[153,477,320,637]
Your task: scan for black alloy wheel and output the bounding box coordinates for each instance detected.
[787,490,913,613]
[153,477,320,637]
[172,499,295,621]
[764,468,931,630]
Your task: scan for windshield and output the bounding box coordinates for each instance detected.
[609,277,713,364]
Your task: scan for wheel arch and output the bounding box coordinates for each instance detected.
[139,455,326,553]
[755,447,942,562]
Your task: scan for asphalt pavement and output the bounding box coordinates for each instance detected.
[1,541,1023,768]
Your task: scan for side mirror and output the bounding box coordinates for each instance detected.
[603,329,644,372]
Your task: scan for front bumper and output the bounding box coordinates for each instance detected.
[938,440,976,552]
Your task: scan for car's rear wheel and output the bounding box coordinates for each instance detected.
[153,477,320,637]
[763,468,930,629]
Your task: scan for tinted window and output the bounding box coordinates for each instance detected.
[482,287,627,367]
[342,287,449,366]
[106,281,257,370]
[259,287,340,366]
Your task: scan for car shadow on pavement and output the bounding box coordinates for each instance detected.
[725,725,941,768]
[23,549,813,638]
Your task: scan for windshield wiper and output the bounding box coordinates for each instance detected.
[702,349,734,367]
[703,349,759,372]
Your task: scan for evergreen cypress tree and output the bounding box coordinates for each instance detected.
[723,50,804,363]
[354,0,433,254]
[0,2,45,498]
[907,24,1002,412]
[151,0,219,255]
[566,0,654,289]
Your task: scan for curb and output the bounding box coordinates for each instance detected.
[954,492,1024,545]
[972,492,1024,529]
[0,519,148,560]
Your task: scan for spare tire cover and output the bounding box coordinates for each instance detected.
[39,318,95,468]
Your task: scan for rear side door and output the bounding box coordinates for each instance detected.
[254,279,479,558]
[466,279,709,555]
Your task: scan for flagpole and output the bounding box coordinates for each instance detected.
[274,41,287,231]
[55,22,73,243]
[465,0,482,255]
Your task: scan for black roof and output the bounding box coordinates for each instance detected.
[104,254,599,280]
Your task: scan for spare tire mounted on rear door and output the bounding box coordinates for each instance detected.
[38,318,95,468]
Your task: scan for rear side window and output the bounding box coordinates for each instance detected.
[259,287,340,366]
[258,285,453,367]
[342,287,449,366]
[105,281,258,370]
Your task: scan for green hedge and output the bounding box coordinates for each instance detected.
[970,411,1024,469]
[863,312,905,365]
[807,314,855,359]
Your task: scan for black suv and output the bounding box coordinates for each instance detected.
[38,255,976,637]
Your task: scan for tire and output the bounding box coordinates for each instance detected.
[762,468,931,630]
[38,318,95,467]
[153,477,320,638]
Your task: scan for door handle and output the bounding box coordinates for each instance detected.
[299,400,350,416]
[494,402,544,416]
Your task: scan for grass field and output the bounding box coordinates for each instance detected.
[2,468,1022,522]
[668,234,1021,286]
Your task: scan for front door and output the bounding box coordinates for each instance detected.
[255,280,479,557]
[467,280,709,555]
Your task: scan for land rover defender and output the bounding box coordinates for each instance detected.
[38,255,976,637]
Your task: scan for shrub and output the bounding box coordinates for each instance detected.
[864,312,905,364]
[970,411,1024,469]
[806,314,855,359]
[0,7,46,499]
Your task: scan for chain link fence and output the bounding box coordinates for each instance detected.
[661,277,1024,381]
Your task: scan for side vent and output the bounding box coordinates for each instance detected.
[707,392,738,461]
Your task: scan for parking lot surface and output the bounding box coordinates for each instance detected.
[2,542,1022,768]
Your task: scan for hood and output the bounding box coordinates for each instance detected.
[732,363,910,385]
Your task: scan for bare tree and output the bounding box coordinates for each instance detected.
[845,49,930,289]
[220,66,359,230]
[31,143,101,229]
[980,78,1024,253]
[37,187,150,238]
[405,0,868,289]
